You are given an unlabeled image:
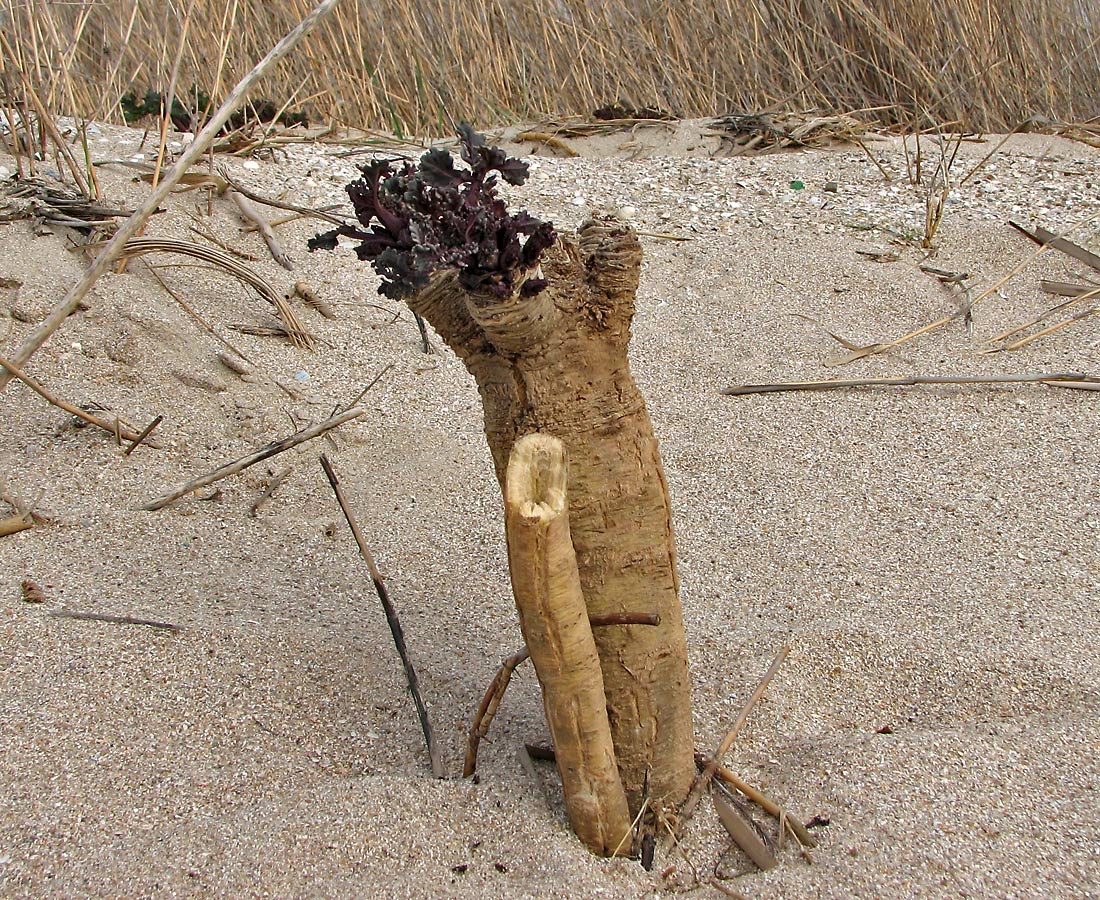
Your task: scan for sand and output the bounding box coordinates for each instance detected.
[1,119,1098,900]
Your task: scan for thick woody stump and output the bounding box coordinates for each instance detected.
[410,217,695,815]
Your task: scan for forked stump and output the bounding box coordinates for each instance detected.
[504,433,633,856]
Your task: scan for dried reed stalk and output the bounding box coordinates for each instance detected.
[143,406,363,510]
[678,647,789,834]
[6,0,1098,138]
[320,454,444,779]
[0,352,150,443]
[723,372,1097,396]
[116,238,314,349]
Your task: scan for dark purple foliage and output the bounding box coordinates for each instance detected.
[309,124,557,300]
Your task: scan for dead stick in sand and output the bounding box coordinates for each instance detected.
[695,751,817,848]
[243,204,345,232]
[124,415,164,456]
[987,286,1100,345]
[219,170,350,227]
[414,313,433,354]
[0,353,148,443]
[144,407,363,510]
[1001,308,1096,351]
[465,646,530,778]
[722,372,1097,396]
[249,465,292,517]
[341,362,394,412]
[463,612,660,778]
[320,454,444,778]
[678,647,789,833]
[52,609,179,631]
[230,190,292,269]
[0,0,342,391]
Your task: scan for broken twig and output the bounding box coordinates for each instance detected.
[51,608,180,631]
[465,646,531,778]
[0,353,150,443]
[320,454,443,778]
[723,372,1097,396]
[144,407,364,510]
[678,647,789,834]
[124,415,164,456]
[230,189,292,269]
[826,215,1100,367]
[249,465,292,517]
[462,610,659,778]
[116,238,314,349]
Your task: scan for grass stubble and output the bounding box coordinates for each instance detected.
[1,0,1097,140]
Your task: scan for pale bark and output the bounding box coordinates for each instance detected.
[504,434,632,855]
[409,216,695,812]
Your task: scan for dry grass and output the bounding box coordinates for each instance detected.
[1,0,1098,137]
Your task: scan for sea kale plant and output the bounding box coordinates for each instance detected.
[310,124,556,300]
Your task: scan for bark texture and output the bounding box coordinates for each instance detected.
[504,434,632,855]
[408,215,694,812]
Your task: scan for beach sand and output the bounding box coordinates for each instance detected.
[1,120,1098,899]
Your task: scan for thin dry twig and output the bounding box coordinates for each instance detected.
[826,214,1100,367]
[462,610,659,778]
[722,372,1097,396]
[117,238,314,349]
[230,189,292,269]
[341,363,394,412]
[143,407,364,510]
[217,167,350,226]
[678,647,789,833]
[51,608,179,631]
[142,261,256,363]
[986,285,1100,348]
[0,353,150,443]
[1001,308,1097,351]
[189,220,262,262]
[320,454,444,778]
[249,465,292,517]
[465,646,531,778]
[124,415,164,456]
[242,203,344,232]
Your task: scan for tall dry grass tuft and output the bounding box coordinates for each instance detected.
[1,0,1098,136]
